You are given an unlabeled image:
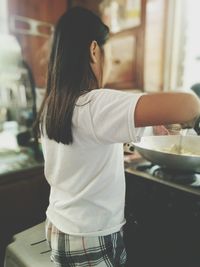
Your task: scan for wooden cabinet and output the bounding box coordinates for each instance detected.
[7,0,68,88]
[0,166,49,266]
[125,172,200,267]
[6,0,167,91]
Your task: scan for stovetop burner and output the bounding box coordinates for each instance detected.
[151,166,196,184]
[136,162,200,186]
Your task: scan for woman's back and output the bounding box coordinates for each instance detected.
[41,89,143,236]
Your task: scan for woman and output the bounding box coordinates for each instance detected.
[35,7,200,267]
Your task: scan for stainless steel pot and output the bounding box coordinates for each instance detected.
[134,135,200,173]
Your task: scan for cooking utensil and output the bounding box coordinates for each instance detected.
[194,116,200,135]
[134,135,200,173]
[177,129,188,154]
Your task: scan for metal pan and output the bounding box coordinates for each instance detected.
[134,135,200,173]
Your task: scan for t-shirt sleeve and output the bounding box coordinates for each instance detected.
[88,89,144,144]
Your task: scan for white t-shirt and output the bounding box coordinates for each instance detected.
[41,89,144,236]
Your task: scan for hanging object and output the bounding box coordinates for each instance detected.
[10,15,54,38]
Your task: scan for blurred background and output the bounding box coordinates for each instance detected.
[1,0,200,161]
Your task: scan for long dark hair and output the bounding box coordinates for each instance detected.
[34,7,109,144]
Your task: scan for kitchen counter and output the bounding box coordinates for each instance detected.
[1,148,200,196]
[124,155,200,196]
[0,149,43,183]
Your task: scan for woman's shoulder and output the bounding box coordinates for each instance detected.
[76,88,111,105]
[76,88,142,106]
[78,88,133,100]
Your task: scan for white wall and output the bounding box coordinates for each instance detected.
[0,0,8,33]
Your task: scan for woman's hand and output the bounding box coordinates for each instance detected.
[153,125,170,135]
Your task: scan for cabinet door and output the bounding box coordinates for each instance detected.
[125,172,200,267]
[7,0,68,88]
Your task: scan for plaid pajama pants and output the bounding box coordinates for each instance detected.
[45,218,127,267]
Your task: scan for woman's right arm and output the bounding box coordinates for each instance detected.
[134,92,200,129]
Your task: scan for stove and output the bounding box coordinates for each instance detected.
[135,161,200,187]
[141,163,200,187]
